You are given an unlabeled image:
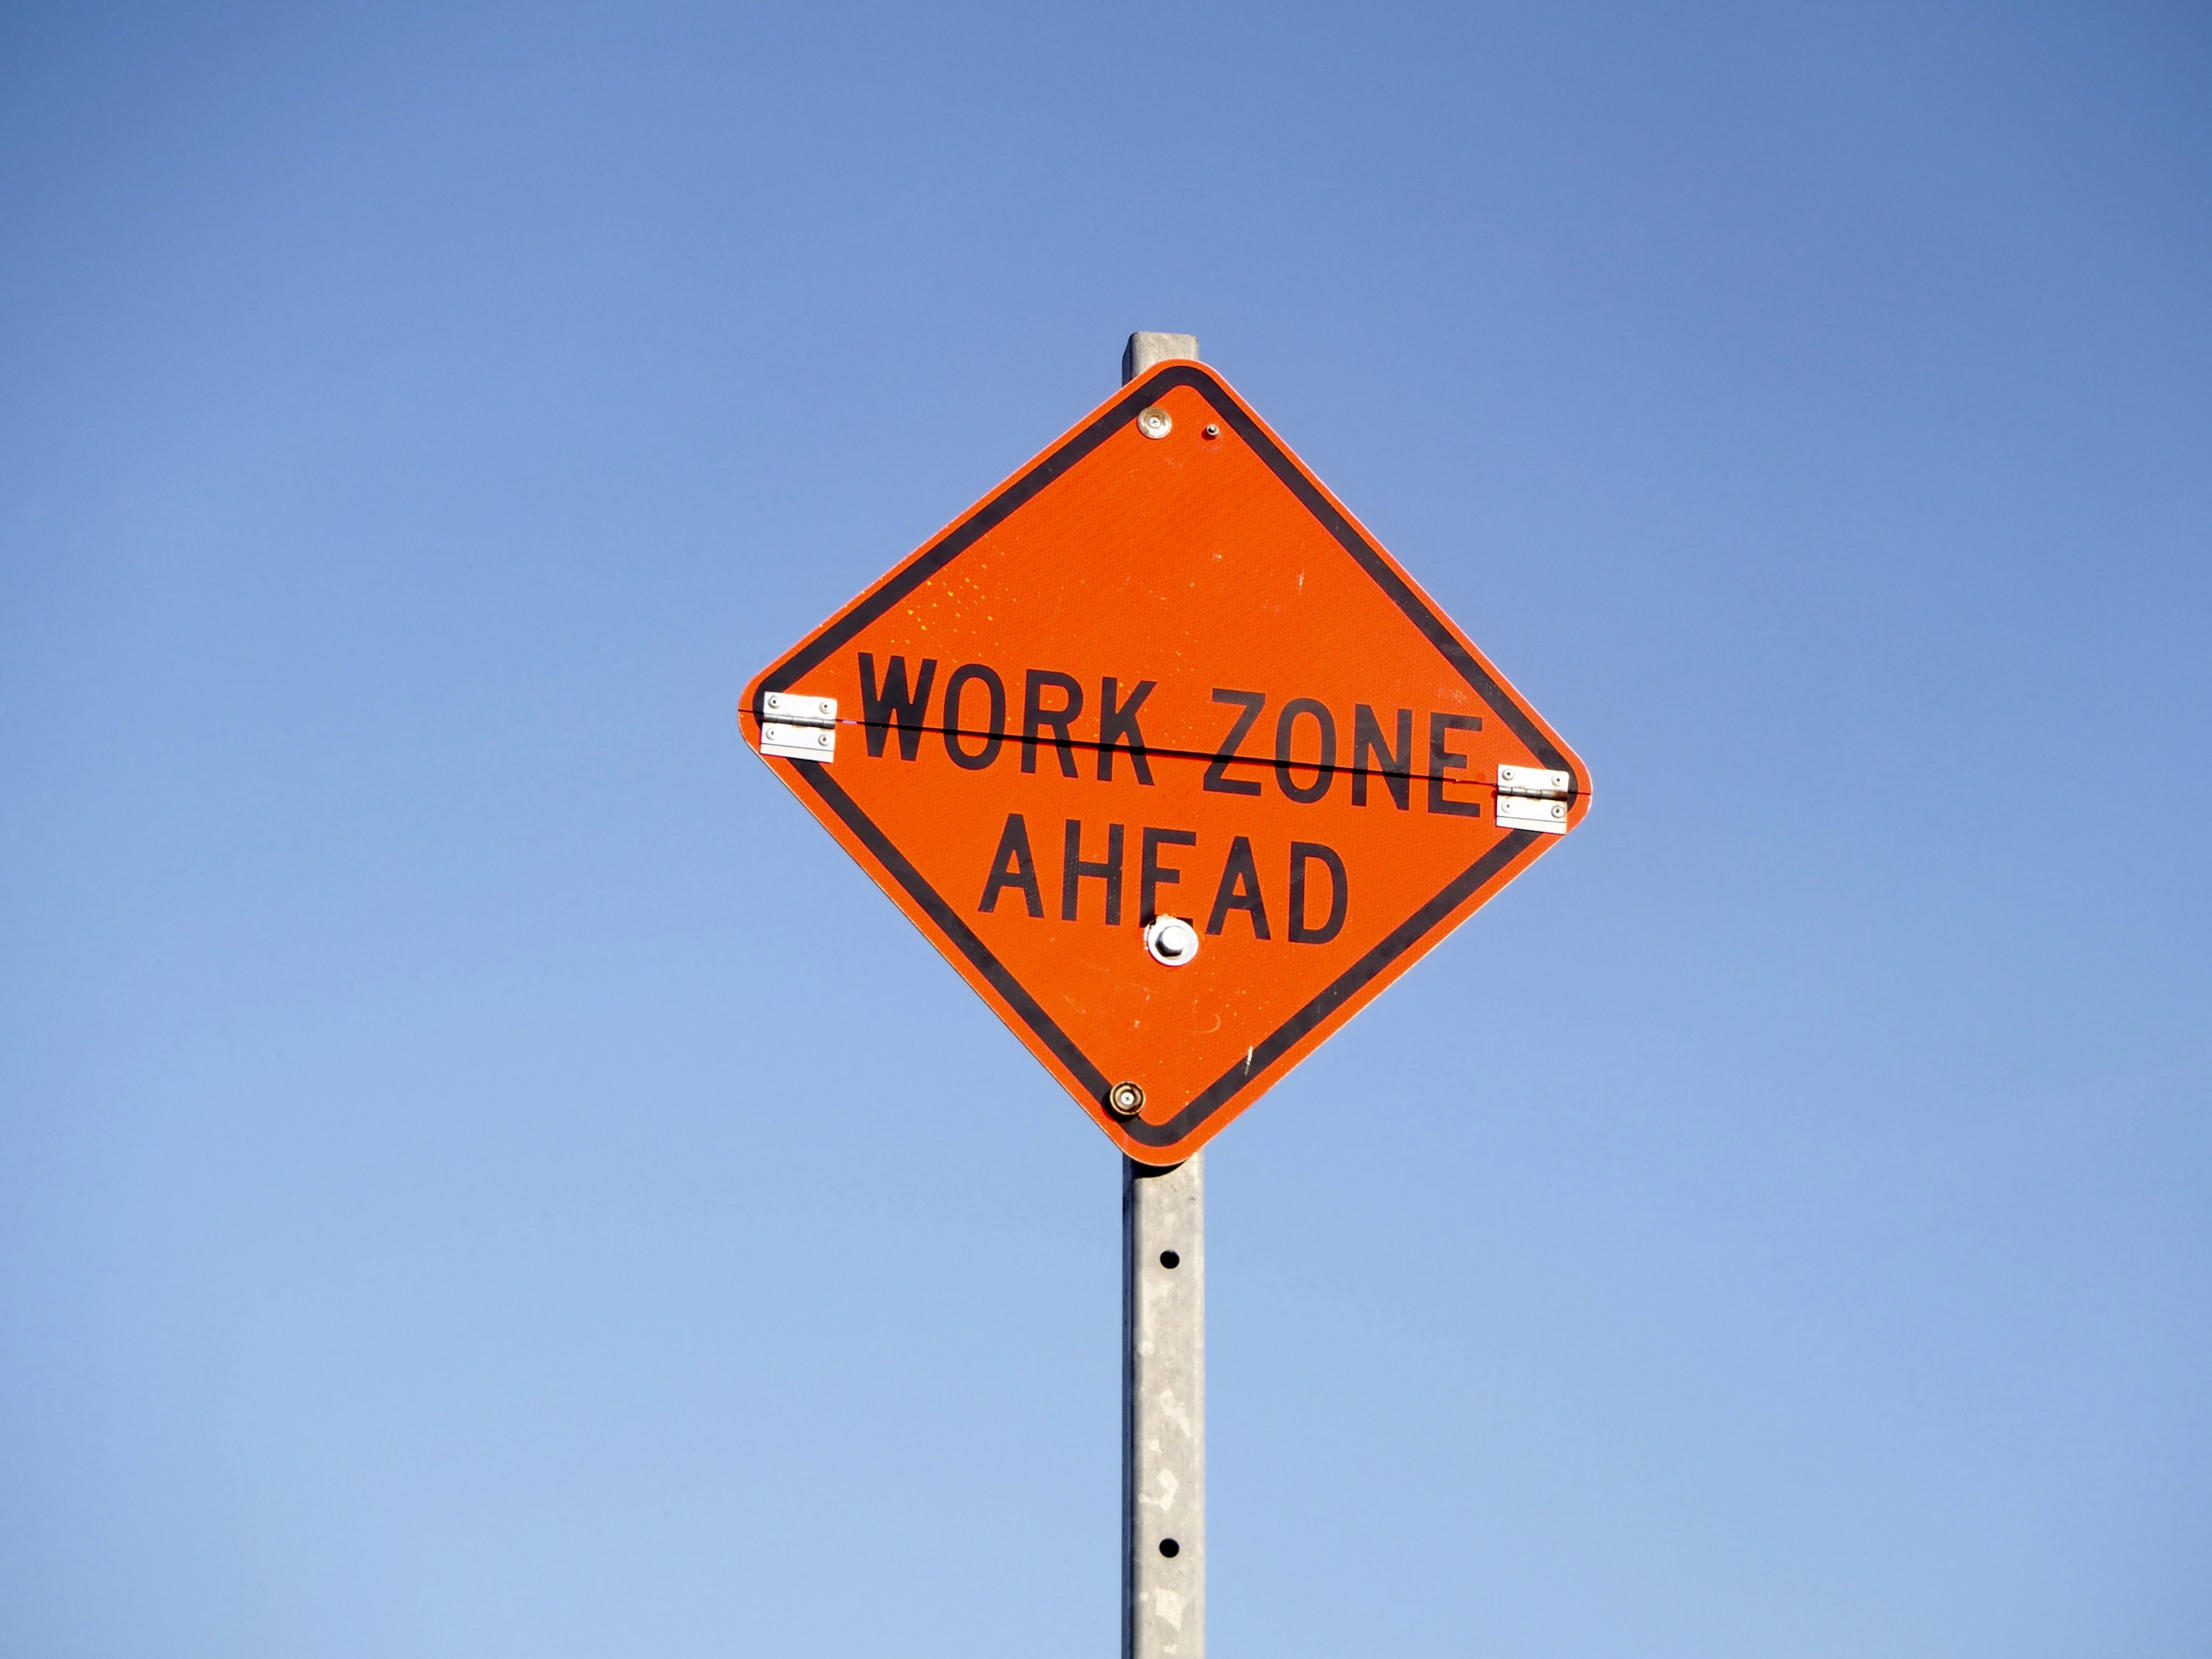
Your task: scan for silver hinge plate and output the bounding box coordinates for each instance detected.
[1496,793,1569,833]
[762,690,838,724]
[1495,762,1570,834]
[758,692,838,761]
[1496,763,1571,798]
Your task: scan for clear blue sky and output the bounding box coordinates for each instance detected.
[3,3,2208,1654]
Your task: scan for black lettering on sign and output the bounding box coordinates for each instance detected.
[859,653,937,760]
[1096,677,1156,785]
[1427,712,1483,817]
[1206,835,1271,939]
[1287,842,1348,943]
[1141,827,1197,921]
[979,812,1043,916]
[1273,697,1337,804]
[1062,820,1125,926]
[1202,690,1266,796]
[942,664,1007,771]
[1352,705,1412,810]
[1022,670,1084,777]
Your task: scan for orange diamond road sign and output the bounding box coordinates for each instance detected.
[741,360,1589,1164]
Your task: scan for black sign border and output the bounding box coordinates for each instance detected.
[756,362,1577,1151]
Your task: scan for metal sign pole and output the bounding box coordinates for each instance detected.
[1121,329,1207,1659]
[1124,1151,1205,1658]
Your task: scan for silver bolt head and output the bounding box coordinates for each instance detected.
[1107,1081,1146,1116]
[1144,915,1201,967]
[1137,406,1172,440]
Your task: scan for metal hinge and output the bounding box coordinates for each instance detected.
[1494,763,1571,833]
[759,691,838,761]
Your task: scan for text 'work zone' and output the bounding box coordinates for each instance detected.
[857,653,1488,814]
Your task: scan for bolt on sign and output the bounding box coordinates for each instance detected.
[741,361,1589,1165]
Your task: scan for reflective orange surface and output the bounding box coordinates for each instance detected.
[742,361,1588,1163]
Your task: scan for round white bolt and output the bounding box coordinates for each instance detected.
[1107,1080,1146,1116]
[1137,406,1172,440]
[1144,915,1200,967]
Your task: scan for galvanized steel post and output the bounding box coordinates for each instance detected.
[1122,329,1206,1659]
[1123,1153,1205,1658]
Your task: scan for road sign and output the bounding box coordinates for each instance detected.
[741,360,1589,1164]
